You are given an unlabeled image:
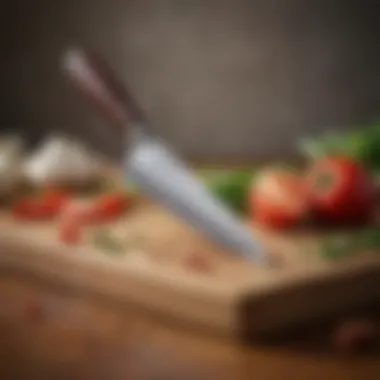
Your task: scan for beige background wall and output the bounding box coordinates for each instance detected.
[2,0,380,160]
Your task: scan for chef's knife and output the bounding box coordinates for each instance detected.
[62,48,266,262]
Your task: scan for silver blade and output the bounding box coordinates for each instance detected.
[124,131,266,262]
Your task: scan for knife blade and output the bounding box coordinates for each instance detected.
[62,47,267,262]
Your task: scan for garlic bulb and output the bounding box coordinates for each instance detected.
[24,135,102,187]
[0,135,25,197]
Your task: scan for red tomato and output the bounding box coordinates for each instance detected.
[249,169,309,229]
[305,156,375,223]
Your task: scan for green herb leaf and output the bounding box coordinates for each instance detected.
[319,228,380,260]
[93,229,125,254]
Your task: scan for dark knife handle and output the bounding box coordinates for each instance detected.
[62,47,145,128]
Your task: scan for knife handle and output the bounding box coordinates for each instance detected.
[62,48,145,127]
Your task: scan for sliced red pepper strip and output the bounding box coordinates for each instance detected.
[11,189,70,220]
[92,193,129,222]
[41,189,69,211]
[11,199,59,220]
[58,220,82,245]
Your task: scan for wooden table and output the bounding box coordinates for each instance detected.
[0,271,379,380]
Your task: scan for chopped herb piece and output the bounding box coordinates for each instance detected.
[93,229,125,254]
[319,228,380,260]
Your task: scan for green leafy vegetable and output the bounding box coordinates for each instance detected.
[300,119,380,171]
[199,168,255,214]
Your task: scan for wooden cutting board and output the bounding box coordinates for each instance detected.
[0,200,379,339]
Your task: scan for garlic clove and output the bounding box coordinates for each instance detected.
[24,134,103,187]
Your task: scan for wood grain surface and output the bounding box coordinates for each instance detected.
[0,271,379,380]
[0,201,379,339]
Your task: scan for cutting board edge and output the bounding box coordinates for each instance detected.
[0,237,243,336]
[237,264,380,338]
